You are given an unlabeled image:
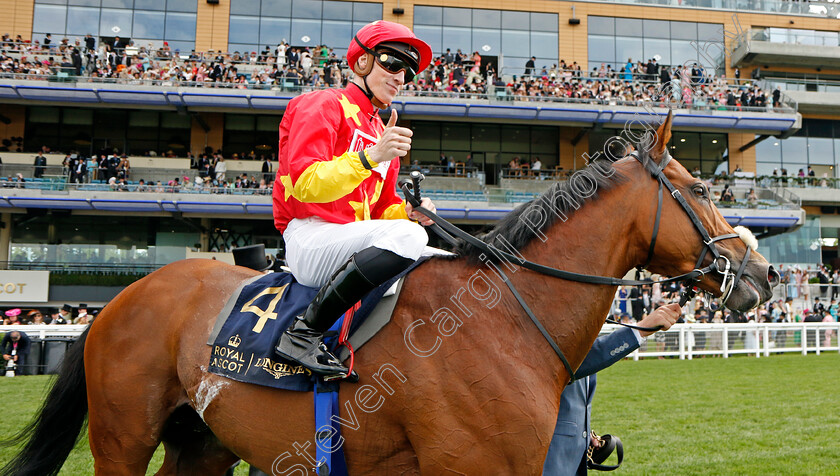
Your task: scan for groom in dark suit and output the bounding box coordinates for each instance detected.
[543,303,680,475]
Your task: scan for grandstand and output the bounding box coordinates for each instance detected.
[0,0,836,307]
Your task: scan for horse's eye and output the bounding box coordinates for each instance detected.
[692,185,707,199]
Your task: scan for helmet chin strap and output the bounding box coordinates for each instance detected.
[361,74,389,109]
[352,36,391,109]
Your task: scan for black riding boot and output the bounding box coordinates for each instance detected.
[275,247,414,377]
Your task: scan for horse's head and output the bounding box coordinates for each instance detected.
[624,111,779,311]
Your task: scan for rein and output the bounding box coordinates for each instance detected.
[400,150,750,381]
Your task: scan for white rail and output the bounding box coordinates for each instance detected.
[2,323,838,361]
[600,322,840,360]
[0,325,88,340]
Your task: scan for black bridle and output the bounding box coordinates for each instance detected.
[631,150,752,307]
[400,149,752,381]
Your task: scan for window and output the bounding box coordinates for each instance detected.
[502,11,530,30]
[102,0,131,7]
[229,16,260,45]
[472,29,500,55]
[442,28,471,54]
[352,2,380,21]
[320,21,353,52]
[66,6,100,36]
[472,9,500,29]
[414,25,442,54]
[588,16,614,36]
[322,0,351,20]
[590,17,722,70]
[808,138,834,165]
[33,4,67,35]
[615,18,642,37]
[135,0,166,9]
[615,37,643,65]
[100,8,133,37]
[292,0,322,19]
[413,7,557,62]
[588,36,615,64]
[670,21,697,41]
[530,13,556,32]
[231,0,261,15]
[164,12,196,41]
[414,6,442,25]
[133,11,164,39]
[443,7,472,27]
[34,0,196,48]
[229,0,381,52]
[260,18,292,46]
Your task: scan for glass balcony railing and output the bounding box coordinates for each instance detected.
[580,0,840,18]
[749,27,840,47]
[765,78,840,94]
[8,244,184,271]
[0,72,798,114]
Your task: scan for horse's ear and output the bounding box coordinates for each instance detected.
[652,110,673,162]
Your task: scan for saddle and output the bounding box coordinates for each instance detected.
[205,251,451,391]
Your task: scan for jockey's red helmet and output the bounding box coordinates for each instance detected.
[347,21,432,77]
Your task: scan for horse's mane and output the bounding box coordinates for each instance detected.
[455,156,628,258]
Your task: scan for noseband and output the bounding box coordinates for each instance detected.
[630,150,751,306]
[401,150,754,381]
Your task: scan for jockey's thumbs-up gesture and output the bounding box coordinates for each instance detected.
[365,110,436,226]
[367,110,412,164]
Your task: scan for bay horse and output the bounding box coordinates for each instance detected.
[3,114,778,475]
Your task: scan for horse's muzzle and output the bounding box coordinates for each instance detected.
[767,265,781,288]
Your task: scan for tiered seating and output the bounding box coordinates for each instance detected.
[1,176,67,190]
[422,189,489,202]
[506,191,539,203]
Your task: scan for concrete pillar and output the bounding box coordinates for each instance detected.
[0,0,34,41]
[195,0,230,53]
[728,133,757,174]
[200,218,211,252]
[0,105,26,155]
[559,127,588,171]
[190,112,225,157]
[0,213,11,269]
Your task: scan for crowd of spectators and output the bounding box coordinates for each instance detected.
[0,33,349,89]
[611,262,840,352]
[4,146,277,195]
[2,303,93,326]
[0,33,784,111]
[614,264,840,326]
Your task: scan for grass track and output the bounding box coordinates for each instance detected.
[593,353,840,475]
[0,354,837,474]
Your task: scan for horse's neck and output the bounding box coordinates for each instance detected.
[513,181,649,379]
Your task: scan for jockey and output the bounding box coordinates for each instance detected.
[273,21,435,378]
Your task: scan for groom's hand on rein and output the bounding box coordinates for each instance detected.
[638,303,681,338]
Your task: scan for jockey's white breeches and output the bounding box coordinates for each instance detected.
[283,217,429,287]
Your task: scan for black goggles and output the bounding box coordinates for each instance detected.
[374,50,417,82]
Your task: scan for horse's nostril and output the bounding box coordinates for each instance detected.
[767,265,781,286]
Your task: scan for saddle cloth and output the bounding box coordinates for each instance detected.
[205,257,428,391]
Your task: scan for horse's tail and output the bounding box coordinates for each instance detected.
[0,326,90,476]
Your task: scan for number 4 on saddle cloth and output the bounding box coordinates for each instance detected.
[205,256,430,391]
